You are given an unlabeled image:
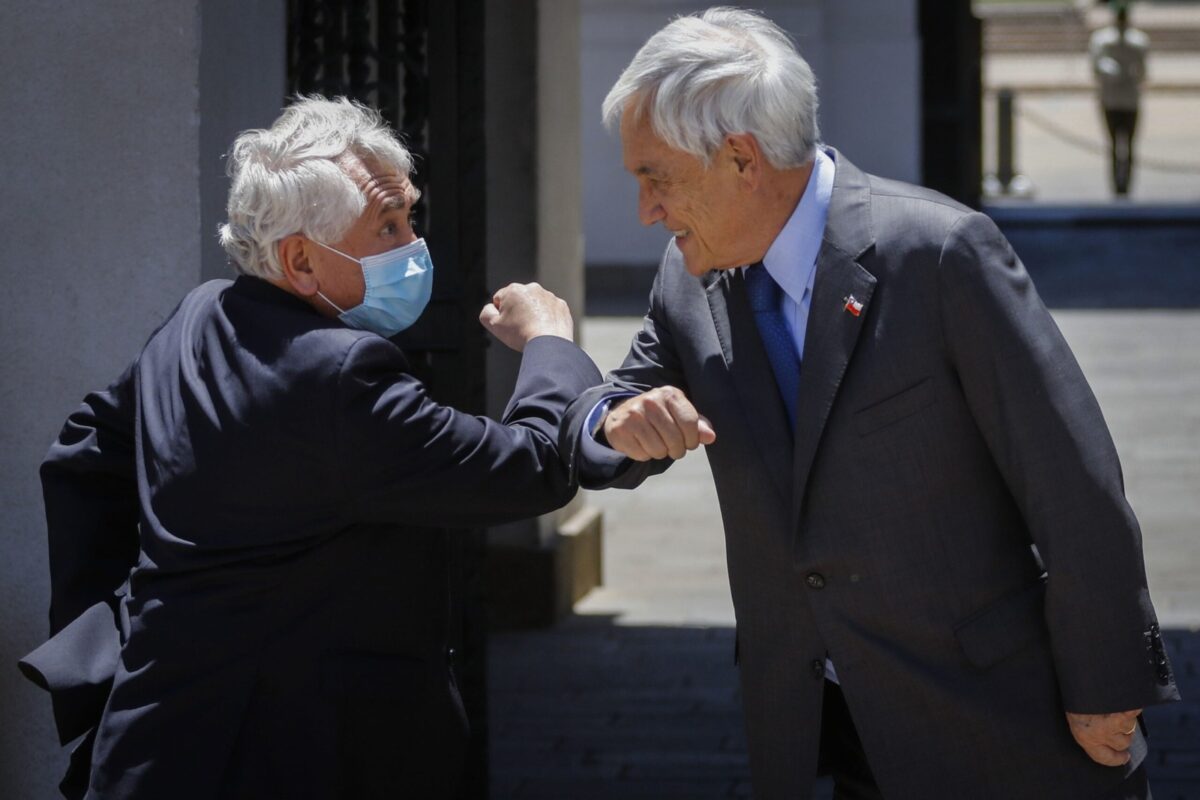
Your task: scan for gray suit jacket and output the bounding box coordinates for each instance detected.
[562,151,1179,799]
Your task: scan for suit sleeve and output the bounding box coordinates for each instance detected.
[338,334,602,527]
[39,362,140,635]
[27,361,140,745]
[560,254,686,490]
[937,212,1178,714]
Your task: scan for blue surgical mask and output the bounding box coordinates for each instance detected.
[313,238,434,337]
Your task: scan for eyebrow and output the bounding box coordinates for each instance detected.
[380,194,410,212]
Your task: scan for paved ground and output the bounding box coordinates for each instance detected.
[982,52,1200,203]
[489,312,1200,799]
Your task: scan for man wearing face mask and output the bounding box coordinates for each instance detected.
[19,96,601,800]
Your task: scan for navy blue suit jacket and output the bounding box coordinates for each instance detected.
[21,276,601,799]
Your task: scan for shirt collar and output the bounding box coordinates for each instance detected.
[760,147,835,304]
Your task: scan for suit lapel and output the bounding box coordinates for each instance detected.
[790,246,875,529]
[790,150,878,531]
[702,149,878,520]
[705,269,793,504]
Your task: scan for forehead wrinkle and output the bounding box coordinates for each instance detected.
[361,177,413,219]
[339,151,413,216]
[380,193,409,212]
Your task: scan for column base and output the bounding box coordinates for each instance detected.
[485,505,603,629]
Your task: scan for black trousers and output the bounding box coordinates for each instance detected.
[1104,109,1139,195]
[817,680,883,800]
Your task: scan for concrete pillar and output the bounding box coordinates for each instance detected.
[484,0,603,627]
[817,0,921,184]
[0,2,284,795]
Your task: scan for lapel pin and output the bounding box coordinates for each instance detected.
[843,295,863,317]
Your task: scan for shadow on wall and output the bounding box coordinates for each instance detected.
[489,616,1199,799]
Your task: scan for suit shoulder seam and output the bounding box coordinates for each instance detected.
[869,188,975,215]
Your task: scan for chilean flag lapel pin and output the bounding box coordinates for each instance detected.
[843,295,863,317]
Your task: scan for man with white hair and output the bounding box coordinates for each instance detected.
[562,7,1178,798]
[20,96,600,799]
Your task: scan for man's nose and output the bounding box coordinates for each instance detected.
[638,189,665,227]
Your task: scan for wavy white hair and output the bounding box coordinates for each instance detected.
[602,6,819,170]
[218,95,418,280]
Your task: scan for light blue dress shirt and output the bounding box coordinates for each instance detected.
[757,146,834,362]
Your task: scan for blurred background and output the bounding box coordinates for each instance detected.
[978,0,1199,203]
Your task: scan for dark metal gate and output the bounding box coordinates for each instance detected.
[287,2,489,796]
[920,0,983,209]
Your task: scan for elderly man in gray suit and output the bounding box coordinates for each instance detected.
[562,7,1179,799]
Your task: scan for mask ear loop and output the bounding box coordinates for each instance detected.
[308,239,357,315]
[316,291,347,315]
[310,239,360,264]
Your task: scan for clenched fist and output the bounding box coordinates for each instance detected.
[602,386,716,461]
[479,282,574,352]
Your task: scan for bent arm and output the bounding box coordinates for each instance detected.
[40,362,140,635]
[31,363,140,746]
[341,334,602,527]
[560,260,690,490]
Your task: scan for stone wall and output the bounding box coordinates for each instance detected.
[0,2,284,794]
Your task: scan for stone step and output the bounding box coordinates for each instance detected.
[980,4,1200,53]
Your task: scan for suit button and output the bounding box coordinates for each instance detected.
[806,572,826,590]
[811,659,824,679]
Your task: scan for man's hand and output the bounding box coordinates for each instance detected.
[479,282,574,352]
[602,387,716,461]
[1065,709,1142,767]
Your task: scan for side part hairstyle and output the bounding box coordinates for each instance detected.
[603,6,820,170]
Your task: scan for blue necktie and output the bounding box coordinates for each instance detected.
[745,263,800,430]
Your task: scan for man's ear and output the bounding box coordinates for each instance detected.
[278,235,320,296]
[724,133,763,189]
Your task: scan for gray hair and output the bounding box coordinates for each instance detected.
[602,6,819,170]
[218,95,418,280]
